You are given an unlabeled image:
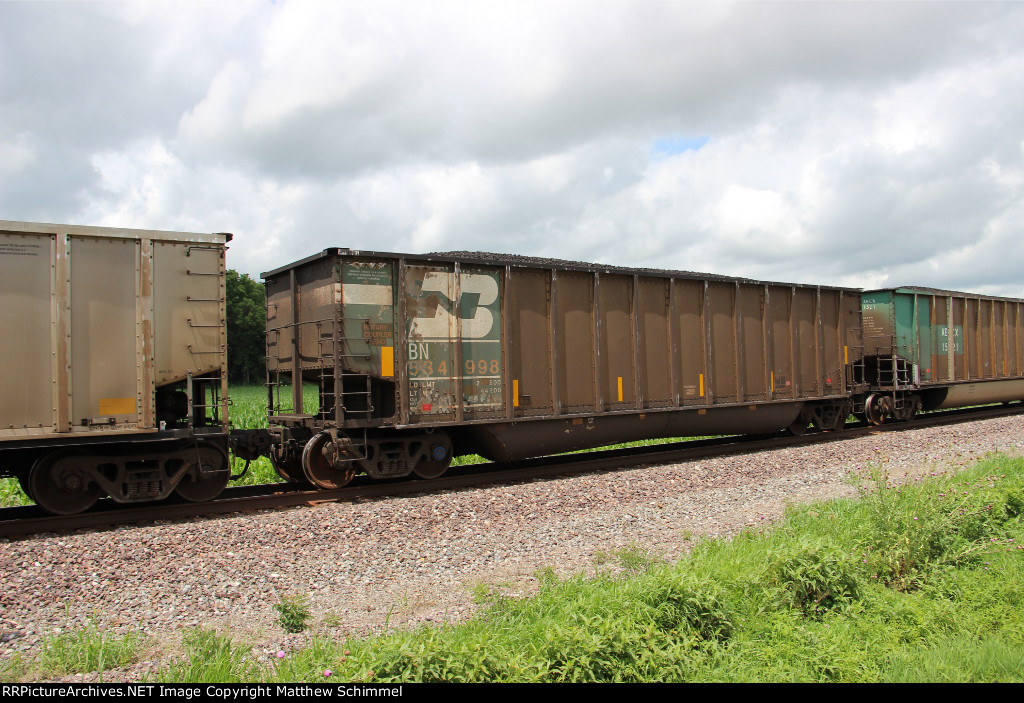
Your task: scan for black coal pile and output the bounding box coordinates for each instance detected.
[427,250,746,283]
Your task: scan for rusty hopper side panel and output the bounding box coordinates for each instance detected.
[477,267,861,459]
[0,220,228,442]
[264,249,861,464]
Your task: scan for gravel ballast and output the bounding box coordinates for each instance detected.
[2,414,1023,677]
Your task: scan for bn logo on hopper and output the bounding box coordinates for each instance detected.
[409,272,499,340]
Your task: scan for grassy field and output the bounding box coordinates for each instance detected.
[226,384,289,485]
[3,452,1022,682]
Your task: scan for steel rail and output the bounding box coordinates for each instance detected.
[2,403,1022,540]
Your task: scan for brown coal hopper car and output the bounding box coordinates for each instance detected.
[262,249,863,488]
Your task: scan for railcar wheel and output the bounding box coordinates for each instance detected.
[788,409,811,436]
[413,440,453,480]
[175,441,231,502]
[865,395,890,426]
[29,450,101,515]
[270,444,306,483]
[302,433,356,489]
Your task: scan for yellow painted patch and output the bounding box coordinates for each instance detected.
[617,376,623,402]
[513,379,519,407]
[699,373,705,397]
[844,345,849,364]
[98,397,135,415]
[771,371,775,392]
[380,346,395,377]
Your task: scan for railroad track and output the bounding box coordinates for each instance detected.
[2,403,1022,539]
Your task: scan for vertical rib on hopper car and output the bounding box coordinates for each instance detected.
[262,249,863,488]
[0,221,231,514]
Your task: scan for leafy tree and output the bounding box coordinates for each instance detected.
[226,270,265,385]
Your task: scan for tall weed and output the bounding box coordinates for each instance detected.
[651,570,734,640]
[764,539,861,618]
[154,628,258,683]
[40,625,144,676]
[857,461,1023,590]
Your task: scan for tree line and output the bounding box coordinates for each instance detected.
[226,269,265,385]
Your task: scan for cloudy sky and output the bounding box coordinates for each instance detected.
[2,1,1023,295]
